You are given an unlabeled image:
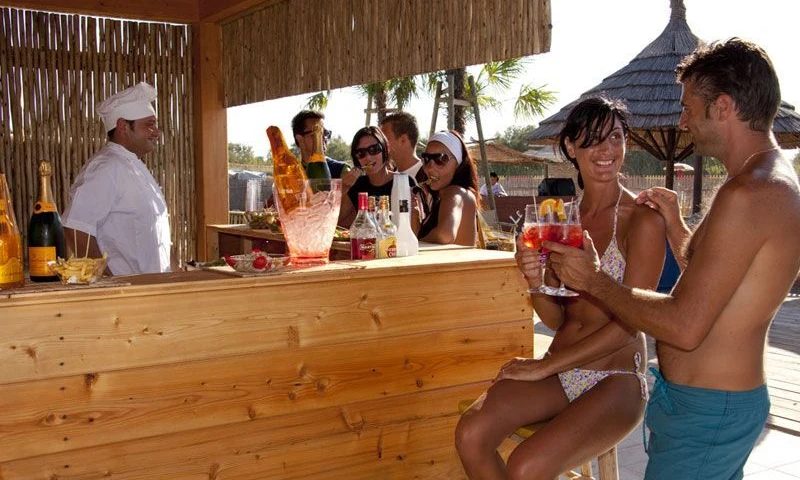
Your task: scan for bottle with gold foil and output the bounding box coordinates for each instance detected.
[267,125,309,214]
[0,173,24,289]
[28,160,66,282]
[305,124,332,189]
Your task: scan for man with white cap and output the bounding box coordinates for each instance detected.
[62,82,174,275]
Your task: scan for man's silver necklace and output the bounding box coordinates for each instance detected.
[732,146,779,177]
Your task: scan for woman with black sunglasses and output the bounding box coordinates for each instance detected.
[338,126,415,226]
[416,130,480,246]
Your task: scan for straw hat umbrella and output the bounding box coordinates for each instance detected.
[528,0,800,213]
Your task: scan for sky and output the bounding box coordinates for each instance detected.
[227,0,800,158]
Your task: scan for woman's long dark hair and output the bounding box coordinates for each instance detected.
[558,97,630,189]
[433,130,480,211]
[350,126,390,169]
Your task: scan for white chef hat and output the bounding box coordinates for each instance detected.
[97,82,157,132]
[428,131,464,165]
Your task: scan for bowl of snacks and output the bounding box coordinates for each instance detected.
[48,255,108,284]
[223,251,290,274]
[245,208,281,231]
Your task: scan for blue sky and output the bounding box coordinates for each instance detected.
[227,0,800,157]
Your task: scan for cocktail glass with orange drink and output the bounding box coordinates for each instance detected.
[523,198,583,297]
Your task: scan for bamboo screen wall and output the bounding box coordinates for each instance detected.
[222,0,552,107]
[0,7,195,264]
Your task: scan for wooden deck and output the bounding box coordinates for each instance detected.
[534,295,800,437]
[766,296,800,435]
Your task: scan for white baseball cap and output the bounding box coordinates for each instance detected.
[97,82,157,132]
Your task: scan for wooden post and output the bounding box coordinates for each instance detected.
[665,158,675,190]
[192,22,228,260]
[468,75,495,212]
[692,154,703,215]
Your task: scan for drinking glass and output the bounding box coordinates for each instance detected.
[522,204,547,293]
[542,201,583,297]
[273,179,342,266]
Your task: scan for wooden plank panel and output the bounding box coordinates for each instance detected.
[0,266,530,385]
[0,321,528,461]
[0,383,480,479]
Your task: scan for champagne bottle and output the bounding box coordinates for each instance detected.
[0,173,24,289]
[28,160,66,282]
[377,195,397,258]
[305,124,332,187]
[349,192,379,260]
[267,126,309,215]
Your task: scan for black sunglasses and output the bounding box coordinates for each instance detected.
[353,143,383,159]
[301,128,332,140]
[421,152,450,166]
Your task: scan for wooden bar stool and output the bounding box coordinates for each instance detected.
[458,399,619,480]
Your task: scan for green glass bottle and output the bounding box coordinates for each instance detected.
[305,124,332,190]
[28,160,66,282]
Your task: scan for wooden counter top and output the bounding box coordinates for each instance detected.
[0,248,532,479]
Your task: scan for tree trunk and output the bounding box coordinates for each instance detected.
[447,68,467,136]
[375,84,388,123]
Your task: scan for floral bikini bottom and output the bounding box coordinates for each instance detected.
[557,352,649,402]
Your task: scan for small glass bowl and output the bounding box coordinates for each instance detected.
[47,257,107,284]
[244,209,281,231]
[225,252,290,273]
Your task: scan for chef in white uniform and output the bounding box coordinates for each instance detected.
[62,82,174,275]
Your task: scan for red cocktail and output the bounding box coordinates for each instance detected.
[560,224,584,249]
[522,225,543,250]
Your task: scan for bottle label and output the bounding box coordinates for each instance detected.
[0,257,24,284]
[29,246,57,276]
[379,237,397,258]
[351,238,377,260]
[399,199,410,213]
[34,201,57,213]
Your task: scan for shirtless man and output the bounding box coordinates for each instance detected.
[546,38,800,479]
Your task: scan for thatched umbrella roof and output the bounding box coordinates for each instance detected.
[529,0,800,162]
[466,141,558,165]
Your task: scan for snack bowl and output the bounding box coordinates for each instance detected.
[48,256,108,284]
[245,209,281,231]
[224,252,290,273]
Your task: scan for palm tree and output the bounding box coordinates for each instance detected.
[305,57,556,134]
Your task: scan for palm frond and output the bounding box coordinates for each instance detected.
[513,84,557,121]
[388,77,419,109]
[480,58,529,90]
[306,91,330,111]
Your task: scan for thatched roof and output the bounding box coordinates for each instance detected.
[529,0,800,158]
[466,141,559,165]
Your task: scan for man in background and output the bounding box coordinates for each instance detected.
[62,82,176,275]
[479,172,508,197]
[291,110,348,178]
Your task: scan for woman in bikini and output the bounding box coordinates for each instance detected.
[455,96,666,480]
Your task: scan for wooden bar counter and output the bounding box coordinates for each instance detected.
[0,248,532,479]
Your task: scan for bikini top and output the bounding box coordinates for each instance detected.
[596,189,626,283]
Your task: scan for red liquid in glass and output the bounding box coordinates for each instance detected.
[522,225,543,250]
[560,224,584,248]
[539,224,562,253]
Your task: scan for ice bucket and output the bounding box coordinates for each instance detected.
[273,178,341,266]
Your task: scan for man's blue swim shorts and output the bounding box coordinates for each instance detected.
[644,368,770,480]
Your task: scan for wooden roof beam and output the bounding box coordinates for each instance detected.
[0,0,199,23]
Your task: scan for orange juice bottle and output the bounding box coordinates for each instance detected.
[266,126,308,214]
[0,173,24,289]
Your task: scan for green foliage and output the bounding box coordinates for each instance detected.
[494,125,538,152]
[228,143,266,165]
[620,150,663,175]
[325,135,353,164]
